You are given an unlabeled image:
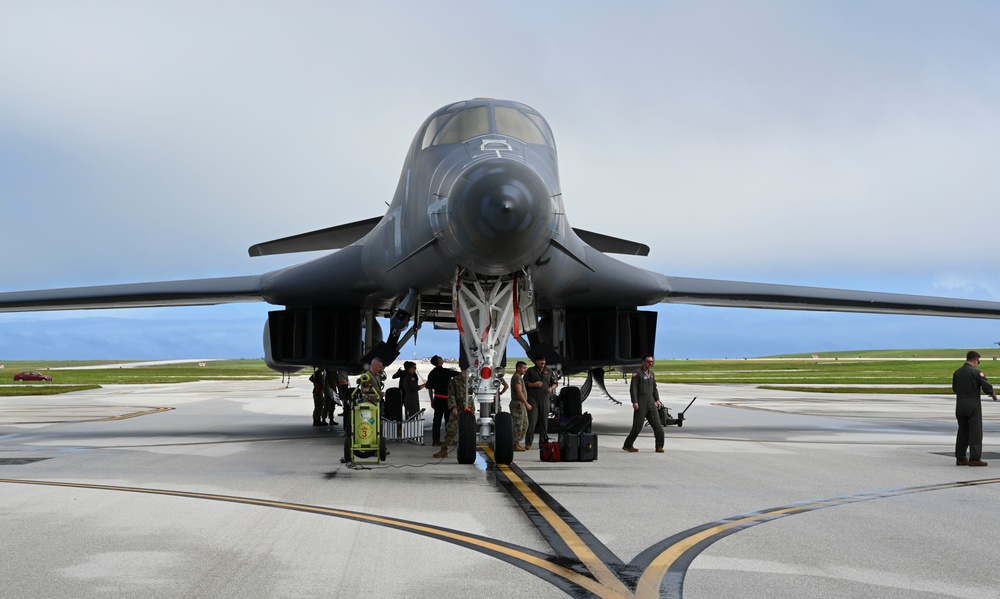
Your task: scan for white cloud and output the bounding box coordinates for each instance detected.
[3,1,1000,358]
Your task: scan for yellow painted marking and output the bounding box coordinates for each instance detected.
[635,478,1000,596]
[9,471,997,599]
[0,478,618,597]
[482,445,634,598]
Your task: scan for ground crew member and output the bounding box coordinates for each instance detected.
[524,355,556,450]
[401,361,424,419]
[361,357,387,455]
[509,361,531,451]
[426,355,458,446]
[433,369,469,458]
[333,370,350,411]
[309,368,327,427]
[623,354,664,453]
[321,369,337,426]
[364,357,385,402]
[952,350,998,466]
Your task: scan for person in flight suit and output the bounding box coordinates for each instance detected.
[433,369,469,459]
[952,350,998,466]
[524,355,557,450]
[401,361,424,419]
[623,354,665,453]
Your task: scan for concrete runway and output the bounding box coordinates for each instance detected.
[2,376,1000,598]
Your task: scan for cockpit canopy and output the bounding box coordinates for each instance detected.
[419,100,555,150]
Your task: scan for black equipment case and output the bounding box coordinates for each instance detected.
[559,432,598,462]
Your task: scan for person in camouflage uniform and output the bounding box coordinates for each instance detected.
[622,354,664,453]
[364,357,385,401]
[433,369,469,458]
[508,361,531,451]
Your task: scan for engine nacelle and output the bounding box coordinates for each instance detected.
[264,307,364,370]
[262,323,304,374]
[533,308,657,373]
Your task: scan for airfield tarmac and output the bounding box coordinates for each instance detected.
[2,375,999,598]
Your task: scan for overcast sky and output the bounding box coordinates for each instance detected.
[3,1,1000,361]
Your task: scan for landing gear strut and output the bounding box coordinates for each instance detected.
[453,269,533,465]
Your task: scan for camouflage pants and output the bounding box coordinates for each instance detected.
[509,401,528,445]
[312,391,324,422]
[322,396,335,422]
[442,410,459,446]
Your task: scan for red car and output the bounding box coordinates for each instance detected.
[13,371,53,382]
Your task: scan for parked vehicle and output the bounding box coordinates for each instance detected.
[13,371,52,382]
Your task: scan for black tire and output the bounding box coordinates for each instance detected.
[677,420,683,428]
[560,386,583,418]
[343,435,352,464]
[493,412,514,465]
[379,437,387,461]
[457,411,477,464]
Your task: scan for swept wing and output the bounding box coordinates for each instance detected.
[658,275,1000,319]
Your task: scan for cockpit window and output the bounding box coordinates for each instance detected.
[421,113,452,149]
[495,106,548,146]
[432,106,489,146]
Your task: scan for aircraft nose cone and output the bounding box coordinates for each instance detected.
[474,179,531,232]
[449,161,552,271]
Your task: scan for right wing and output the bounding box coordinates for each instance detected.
[573,228,649,256]
[659,275,1000,319]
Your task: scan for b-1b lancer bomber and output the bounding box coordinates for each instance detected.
[4,98,1000,464]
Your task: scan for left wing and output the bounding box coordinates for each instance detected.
[0,276,265,312]
[248,216,382,257]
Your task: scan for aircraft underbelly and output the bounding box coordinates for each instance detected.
[262,246,389,309]
[533,248,668,309]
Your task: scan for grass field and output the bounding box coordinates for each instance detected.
[582,348,1000,394]
[0,359,276,397]
[3,351,997,397]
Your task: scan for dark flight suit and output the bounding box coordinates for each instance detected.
[952,362,995,462]
[402,371,422,419]
[524,365,553,447]
[624,367,664,450]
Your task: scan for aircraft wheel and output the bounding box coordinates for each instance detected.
[493,411,514,465]
[677,420,683,428]
[343,435,352,464]
[379,437,387,461]
[457,411,476,464]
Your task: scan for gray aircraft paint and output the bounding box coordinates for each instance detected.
[3,98,1000,329]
